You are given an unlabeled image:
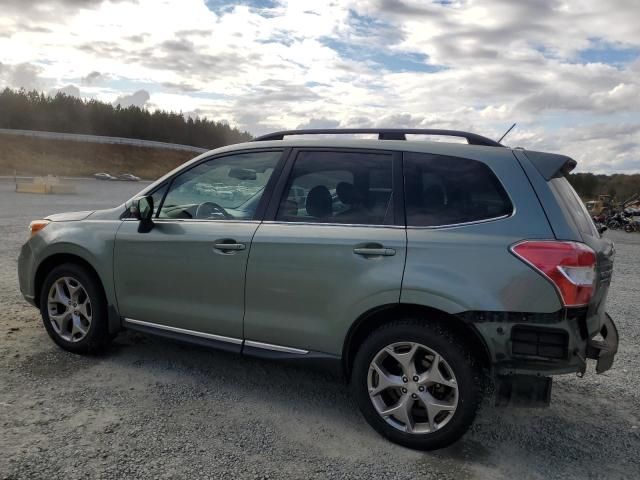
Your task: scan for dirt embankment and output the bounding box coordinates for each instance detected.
[0,134,196,179]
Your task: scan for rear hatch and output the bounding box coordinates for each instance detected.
[522,150,614,335]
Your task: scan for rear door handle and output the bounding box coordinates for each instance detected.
[353,247,396,256]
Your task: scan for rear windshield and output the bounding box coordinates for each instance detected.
[549,176,598,237]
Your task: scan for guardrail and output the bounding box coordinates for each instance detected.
[0,128,209,154]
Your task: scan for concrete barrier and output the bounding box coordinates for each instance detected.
[15,175,76,194]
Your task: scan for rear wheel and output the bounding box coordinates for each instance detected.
[351,319,481,450]
[40,263,111,353]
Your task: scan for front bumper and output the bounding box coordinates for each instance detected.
[18,241,37,307]
[584,313,618,374]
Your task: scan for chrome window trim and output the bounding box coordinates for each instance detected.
[121,218,260,224]
[153,218,260,225]
[123,318,243,345]
[406,211,515,230]
[261,221,404,229]
[244,340,309,355]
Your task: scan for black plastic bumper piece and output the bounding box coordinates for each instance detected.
[585,313,619,374]
[495,375,552,407]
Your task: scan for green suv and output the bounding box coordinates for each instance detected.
[18,129,618,450]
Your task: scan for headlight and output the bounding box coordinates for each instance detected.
[29,219,50,237]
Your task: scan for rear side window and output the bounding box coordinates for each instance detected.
[549,176,598,237]
[276,150,394,225]
[404,152,512,227]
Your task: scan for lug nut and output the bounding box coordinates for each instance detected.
[402,376,408,383]
[418,386,425,392]
[401,387,407,393]
[411,393,417,399]
[412,375,419,382]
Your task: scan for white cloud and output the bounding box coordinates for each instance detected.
[113,89,150,108]
[81,70,106,85]
[51,84,81,97]
[0,0,638,172]
[0,62,45,89]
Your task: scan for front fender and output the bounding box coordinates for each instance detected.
[29,220,122,310]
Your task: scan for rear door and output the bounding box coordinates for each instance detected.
[243,149,406,356]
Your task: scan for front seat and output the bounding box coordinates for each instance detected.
[336,182,365,220]
[305,185,333,219]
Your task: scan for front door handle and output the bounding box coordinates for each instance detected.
[213,240,246,252]
[353,247,396,256]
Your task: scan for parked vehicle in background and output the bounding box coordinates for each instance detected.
[117,173,141,181]
[18,128,619,450]
[94,172,117,181]
[585,194,613,217]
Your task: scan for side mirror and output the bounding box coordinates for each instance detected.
[130,195,154,233]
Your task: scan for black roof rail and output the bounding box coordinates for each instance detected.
[253,128,503,147]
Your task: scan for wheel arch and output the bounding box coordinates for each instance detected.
[342,303,492,378]
[34,253,105,309]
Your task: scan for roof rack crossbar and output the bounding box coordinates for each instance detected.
[253,129,503,147]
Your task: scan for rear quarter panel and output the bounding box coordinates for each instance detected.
[402,147,563,314]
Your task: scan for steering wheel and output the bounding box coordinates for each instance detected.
[194,201,232,220]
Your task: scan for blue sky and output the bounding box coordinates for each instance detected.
[0,0,639,172]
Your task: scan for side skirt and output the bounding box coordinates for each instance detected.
[122,318,342,375]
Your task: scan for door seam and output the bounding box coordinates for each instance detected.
[241,221,262,348]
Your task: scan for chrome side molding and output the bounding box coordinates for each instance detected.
[123,318,308,355]
[123,318,243,345]
[244,340,309,355]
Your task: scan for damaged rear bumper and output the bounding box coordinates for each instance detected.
[584,313,618,374]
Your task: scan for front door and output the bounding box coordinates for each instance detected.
[114,149,283,346]
[244,149,407,356]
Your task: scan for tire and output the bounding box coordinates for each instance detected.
[351,318,481,450]
[624,224,635,233]
[39,263,111,354]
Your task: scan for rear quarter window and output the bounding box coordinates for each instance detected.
[549,176,598,237]
[404,152,513,227]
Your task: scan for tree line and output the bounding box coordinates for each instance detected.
[568,172,640,204]
[1,88,638,200]
[0,88,252,148]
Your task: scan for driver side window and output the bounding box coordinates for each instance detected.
[158,150,282,221]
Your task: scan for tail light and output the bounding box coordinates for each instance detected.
[511,241,596,307]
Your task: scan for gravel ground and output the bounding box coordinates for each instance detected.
[0,178,639,480]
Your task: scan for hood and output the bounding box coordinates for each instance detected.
[45,210,95,222]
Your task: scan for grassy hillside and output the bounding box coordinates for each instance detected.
[0,134,198,179]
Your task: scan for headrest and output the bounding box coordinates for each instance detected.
[305,185,332,218]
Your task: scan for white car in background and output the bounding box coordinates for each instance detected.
[94,172,117,181]
[117,173,141,181]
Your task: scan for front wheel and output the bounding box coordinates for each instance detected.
[40,263,111,353]
[351,319,481,450]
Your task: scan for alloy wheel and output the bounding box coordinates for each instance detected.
[367,341,459,434]
[47,276,92,342]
